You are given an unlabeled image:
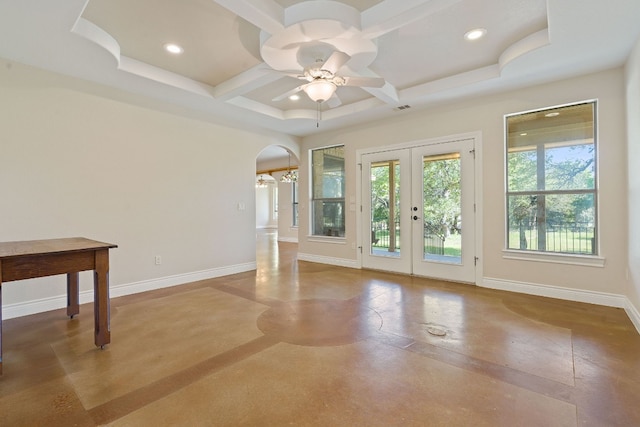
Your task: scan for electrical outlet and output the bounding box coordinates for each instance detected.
[155,255,162,265]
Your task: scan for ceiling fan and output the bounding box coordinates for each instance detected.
[271,51,385,106]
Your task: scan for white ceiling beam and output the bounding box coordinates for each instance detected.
[212,0,284,35]
[401,64,500,100]
[364,82,400,105]
[119,57,215,98]
[361,0,463,39]
[343,67,400,105]
[213,64,283,101]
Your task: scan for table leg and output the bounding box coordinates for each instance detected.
[67,272,79,318]
[93,249,111,348]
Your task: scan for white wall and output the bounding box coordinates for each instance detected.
[0,61,298,317]
[299,68,631,307]
[626,36,640,324]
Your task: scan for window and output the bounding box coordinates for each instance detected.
[311,145,345,237]
[505,101,597,255]
[273,186,278,220]
[292,181,298,227]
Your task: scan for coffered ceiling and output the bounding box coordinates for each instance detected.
[1,0,639,137]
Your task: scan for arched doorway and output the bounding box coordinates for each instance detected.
[255,146,299,256]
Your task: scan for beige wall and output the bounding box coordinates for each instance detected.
[0,61,298,314]
[299,68,630,299]
[626,36,640,320]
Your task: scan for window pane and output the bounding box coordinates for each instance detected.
[507,193,595,254]
[312,146,344,198]
[292,181,298,226]
[311,145,345,236]
[507,102,595,192]
[312,200,344,237]
[370,160,401,256]
[423,153,462,264]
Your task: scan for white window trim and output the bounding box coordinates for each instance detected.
[502,249,605,267]
[307,235,347,244]
[310,144,346,238]
[504,99,599,261]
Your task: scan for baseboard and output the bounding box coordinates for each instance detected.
[297,252,359,269]
[483,277,640,334]
[625,299,640,334]
[482,277,628,307]
[2,262,257,320]
[2,294,70,321]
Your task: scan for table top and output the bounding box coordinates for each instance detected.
[0,237,117,259]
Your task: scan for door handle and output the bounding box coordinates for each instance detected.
[413,215,420,221]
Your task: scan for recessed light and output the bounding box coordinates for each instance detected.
[289,94,300,101]
[164,43,183,54]
[520,132,528,136]
[464,28,486,41]
[545,112,560,117]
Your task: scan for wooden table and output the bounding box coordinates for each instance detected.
[0,237,117,374]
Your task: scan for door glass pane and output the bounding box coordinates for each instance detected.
[422,152,462,264]
[370,160,401,257]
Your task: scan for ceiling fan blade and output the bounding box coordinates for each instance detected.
[342,76,386,88]
[321,51,350,74]
[272,83,308,102]
[326,93,342,108]
[262,68,305,79]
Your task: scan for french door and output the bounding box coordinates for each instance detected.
[361,139,476,283]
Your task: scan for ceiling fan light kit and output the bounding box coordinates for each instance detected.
[304,80,337,103]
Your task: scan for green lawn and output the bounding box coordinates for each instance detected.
[507,230,594,254]
[373,231,462,256]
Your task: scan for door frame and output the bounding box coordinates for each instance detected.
[355,131,484,285]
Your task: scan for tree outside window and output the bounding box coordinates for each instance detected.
[505,101,597,255]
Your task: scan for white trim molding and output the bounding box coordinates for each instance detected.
[109,262,257,299]
[297,252,359,269]
[626,299,640,334]
[483,277,640,335]
[306,236,347,245]
[2,262,257,320]
[502,250,605,267]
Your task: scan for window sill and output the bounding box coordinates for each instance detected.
[502,249,605,267]
[307,236,347,245]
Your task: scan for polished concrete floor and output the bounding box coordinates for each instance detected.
[1,231,639,426]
